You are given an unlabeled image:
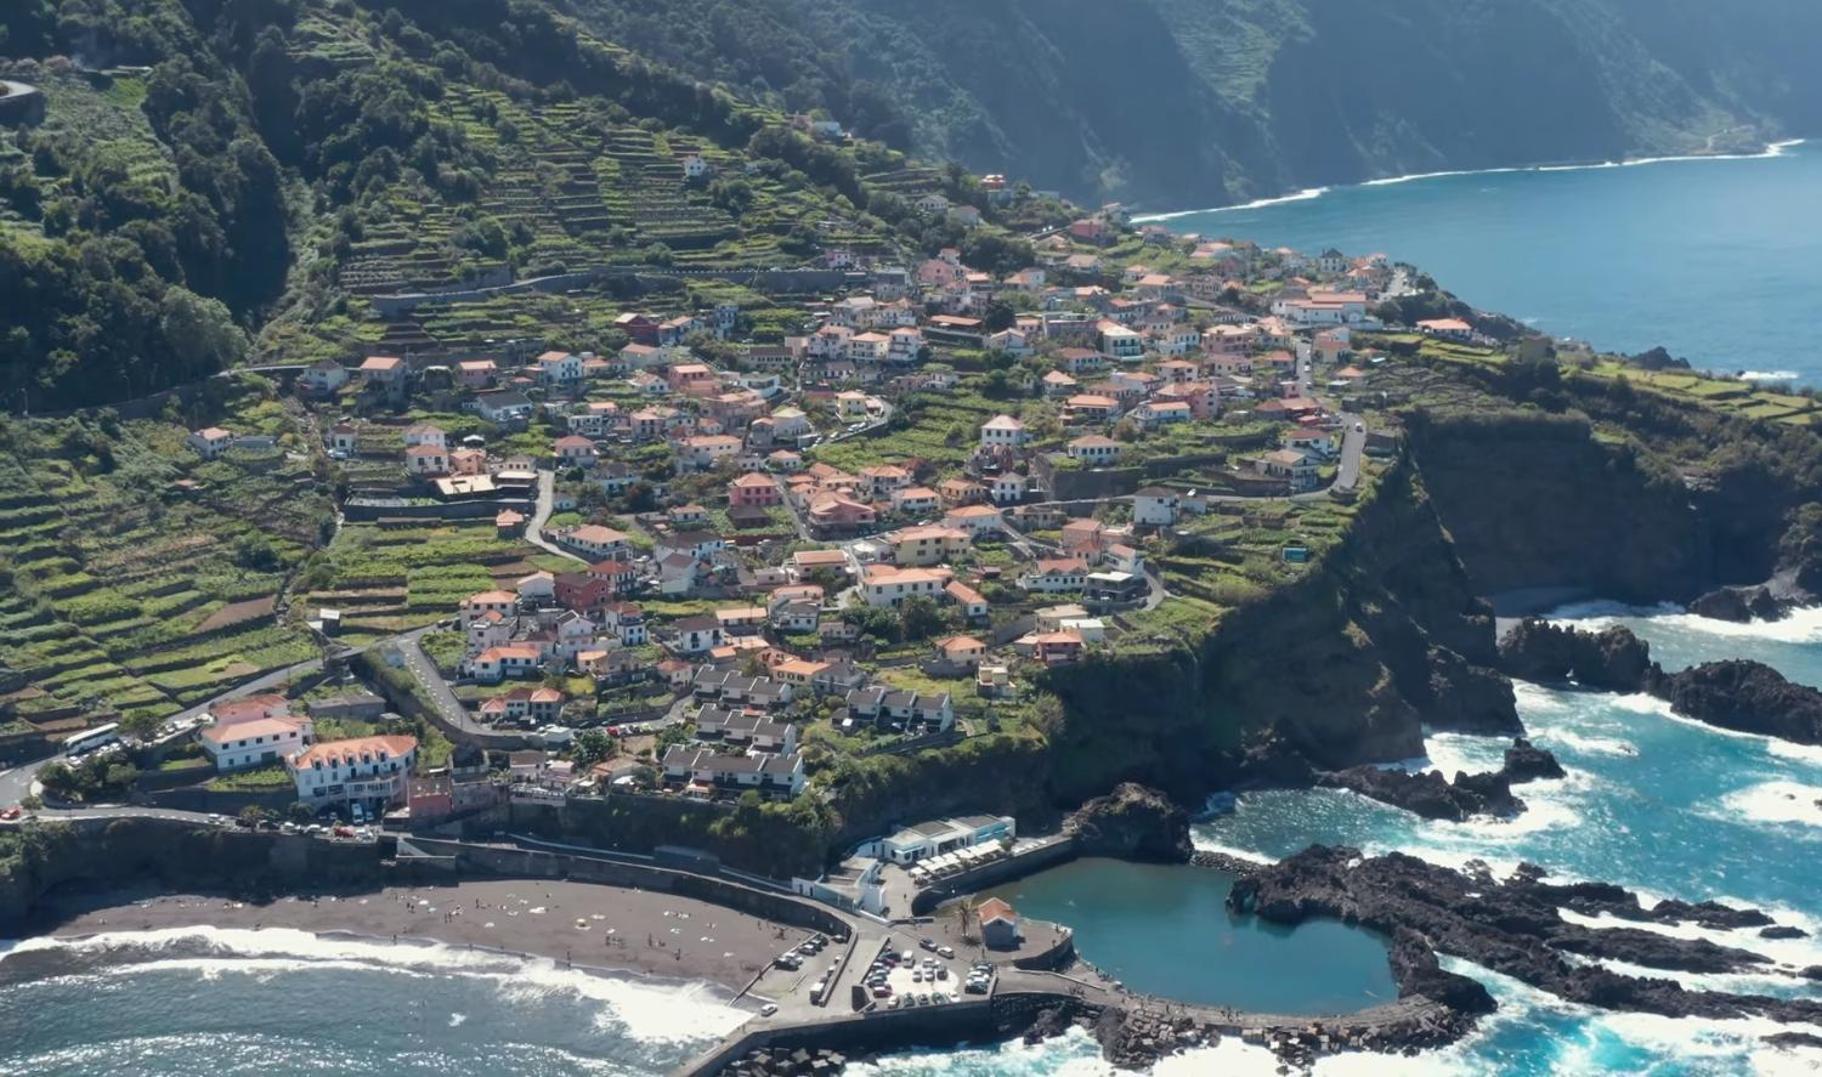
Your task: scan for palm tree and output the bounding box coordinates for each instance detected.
[951,896,979,948]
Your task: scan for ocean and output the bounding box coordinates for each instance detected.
[8,153,1822,1074]
[6,607,1816,1073]
[1141,140,1822,383]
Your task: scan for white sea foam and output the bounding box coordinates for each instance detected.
[850,1025,1119,1075]
[1133,186,1328,221]
[1713,780,1822,831]
[1539,727,1638,757]
[1558,907,1822,973]
[1132,140,1806,222]
[0,926,747,1045]
[1550,600,1822,645]
[1185,837,1276,864]
[1741,370,1803,383]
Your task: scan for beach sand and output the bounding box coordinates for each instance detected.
[32,877,812,994]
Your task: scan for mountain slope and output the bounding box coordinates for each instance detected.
[0,0,1056,409]
[549,0,1822,208]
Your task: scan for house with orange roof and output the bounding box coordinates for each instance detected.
[945,579,990,622]
[890,486,940,516]
[552,434,596,465]
[457,359,497,388]
[808,493,877,536]
[859,564,954,608]
[461,589,518,626]
[935,635,988,668]
[287,734,418,810]
[943,503,1004,536]
[1019,557,1088,594]
[466,644,543,682]
[885,524,970,567]
[359,355,406,385]
[563,524,630,560]
[186,427,234,459]
[979,414,1029,448]
[728,471,781,508]
[1066,435,1122,466]
[478,685,564,724]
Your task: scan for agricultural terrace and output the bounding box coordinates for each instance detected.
[290,520,571,646]
[0,382,331,729]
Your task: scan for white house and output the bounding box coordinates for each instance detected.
[859,565,952,608]
[1066,435,1122,465]
[1133,487,1180,526]
[187,427,234,459]
[979,414,1029,448]
[287,734,417,812]
[878,815,1015,864]
[199,712,314,772]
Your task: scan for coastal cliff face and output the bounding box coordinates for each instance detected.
[1041,459,1512,802]
[0,818,384,929]
[1405,411,1713,602]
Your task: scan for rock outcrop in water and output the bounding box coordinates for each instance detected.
[1497,619,1653,690]
[1066,783,1193,863]
[1502,738,1566,782]
[1645,660,1822,746]
[1499,620,1822,747]
[1319,766,1519,822]
[1229,846,1822,1027]
[1317,739,1565,821]
[1687,585,1787,623]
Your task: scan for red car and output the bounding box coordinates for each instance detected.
[0,806,21,820]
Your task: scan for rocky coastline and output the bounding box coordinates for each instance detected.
[1230,847,1822,1034]
[1499,619,1822,745]
[1315,738,1566,822]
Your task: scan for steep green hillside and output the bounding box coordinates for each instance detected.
[0,0,1060,409]
[549,0,1822,208]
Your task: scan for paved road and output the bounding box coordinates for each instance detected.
[525,469,586,565]
[772,474,814,541]
[395,632,492,734]
[1334,413,1366,491]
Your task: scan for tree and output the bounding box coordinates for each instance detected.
[573,729,614,767]
[899,595,944,642]
[949,895,981,950]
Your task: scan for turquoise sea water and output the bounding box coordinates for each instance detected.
[6,607,1815,1074]
[980,858,1395,1015]
[7,153,1822,1074]
[1145,141,1822,382]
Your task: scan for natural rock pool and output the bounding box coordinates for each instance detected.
[982,857,1397,1015]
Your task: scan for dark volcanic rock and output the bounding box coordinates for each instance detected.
[1688,585,1787,623]
[1423,645,1523,734]
[1235,736,1318,788]
[1229,847,1822,1028]
[1498,620,1653,691]
[1765,1031,1822,1051]
[1387,926,1497,1014]
[1502,738,1566,783]
[1688,587,1753,622]
[1804,966,1822,981]
[1319,765,1519,822]
[1068,783,1192,862]
[1645,660,1822,745]
[1319,739,1562,820]
[1759,925,1808,940]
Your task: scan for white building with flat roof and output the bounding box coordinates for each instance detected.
[878,815,1015,864]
